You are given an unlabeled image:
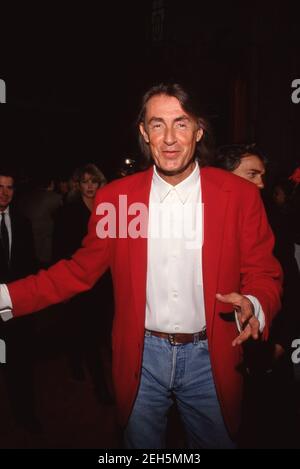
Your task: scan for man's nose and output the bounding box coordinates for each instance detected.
[257,176,264,190]
[163,127,177,145]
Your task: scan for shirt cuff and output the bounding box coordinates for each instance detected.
[235,295,265,333]
[0,284,13,321]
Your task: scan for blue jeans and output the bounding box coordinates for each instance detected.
[124,332,235,449]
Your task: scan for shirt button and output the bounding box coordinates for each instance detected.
[173,292,178,299]
[174,326,180,331]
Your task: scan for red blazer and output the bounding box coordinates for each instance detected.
[7,167,282,437]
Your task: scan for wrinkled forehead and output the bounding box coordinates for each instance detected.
[145,94,191,121]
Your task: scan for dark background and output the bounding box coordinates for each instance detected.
[1,0,299,182]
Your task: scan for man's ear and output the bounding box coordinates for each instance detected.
[196,128,204,142]
[139,123,150,143]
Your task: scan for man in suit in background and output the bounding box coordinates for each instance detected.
[0,168,40,433]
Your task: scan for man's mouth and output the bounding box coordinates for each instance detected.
[162,151,179,158]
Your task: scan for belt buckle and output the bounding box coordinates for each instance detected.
[168,334,179,346]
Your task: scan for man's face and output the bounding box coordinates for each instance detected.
[139,94,203,184]
[0,176,14,211]
[232,154,266,189]
[79,172,99,199]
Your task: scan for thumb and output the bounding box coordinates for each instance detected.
[216,292,240,304]
[216,292,231,303]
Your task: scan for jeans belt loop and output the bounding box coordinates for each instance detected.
[193,332,200,344]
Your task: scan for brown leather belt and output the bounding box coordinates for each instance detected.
[145,328,207,345]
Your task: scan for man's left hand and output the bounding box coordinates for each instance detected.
[216,292,260,346]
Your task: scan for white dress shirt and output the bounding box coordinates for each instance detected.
[0,284,12,320]
[145,163,265,334]
[0,207,13,320]
[146,163,205,333]
[1,207,12,258]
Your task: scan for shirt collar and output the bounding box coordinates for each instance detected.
[0,206,10,216]
[152,162,200,204]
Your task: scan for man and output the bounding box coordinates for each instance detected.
[0,84,282,448]
[214,144,299,447]
[214,144,293,360]
[214,143,266,189]
[0,169,40,433]
[214,145,276,344]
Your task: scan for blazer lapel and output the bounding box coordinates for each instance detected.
[201,168,230,342]
[128,168,153,334]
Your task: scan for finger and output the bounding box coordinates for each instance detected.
[238,299,255,327]
[216,292,242,305]
[232,327,252,346]
[248,316,260,339]
[239,309,254,328]
[240,313,255,330]
[233,303,253,329]
[239,307,259,334]
[239,317,259,340]
[232,319,260,346]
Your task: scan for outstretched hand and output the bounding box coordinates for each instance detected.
[216,292,260,346]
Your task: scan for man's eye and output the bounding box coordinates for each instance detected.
[175,122,187,129]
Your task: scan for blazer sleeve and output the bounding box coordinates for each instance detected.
[7,191,110,317]
[239,186,283,335]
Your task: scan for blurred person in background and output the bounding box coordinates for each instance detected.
[0,167,41,434]
[53,163,113,405]
[18,174,62,268]
[215,144,299,447]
